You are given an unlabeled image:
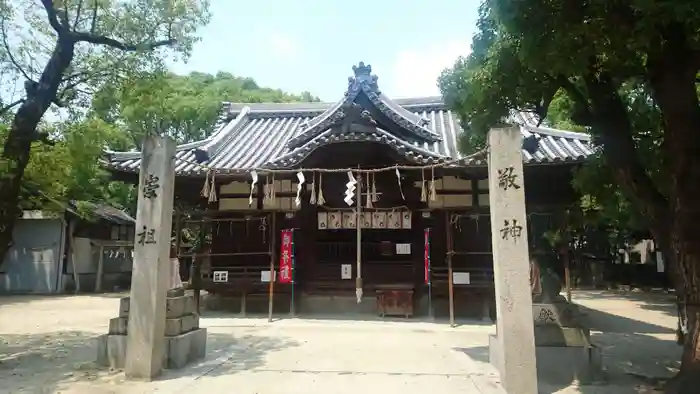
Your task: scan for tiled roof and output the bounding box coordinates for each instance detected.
[105,63,595,175]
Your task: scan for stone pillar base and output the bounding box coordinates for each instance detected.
[97,328,207,370]
[489,329,604,385]
[97,292,207,371]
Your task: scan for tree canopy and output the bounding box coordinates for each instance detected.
[0,70,317,218]
[92,71,319,147]
[0,0,211,264]
[439,1,700,391]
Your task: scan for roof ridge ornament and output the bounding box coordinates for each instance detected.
[348,61,379,94]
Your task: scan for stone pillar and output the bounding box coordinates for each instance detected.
[487,127,538,393]
[125,135,176,380]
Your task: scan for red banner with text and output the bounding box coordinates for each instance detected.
[279,229,294,284]
[424,228,431,284]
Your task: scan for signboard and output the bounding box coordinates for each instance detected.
[396,243,411,255]
[279,230,294,284]
[261,270,276,283]
[341,264,352,279]
[317,212,328,229]
[424,229,431,284]
[213,271,228,283]
[453,272,471,285]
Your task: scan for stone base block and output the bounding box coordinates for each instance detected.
[108,317,129,335]
[165,313,199,336]
[96,333,128,369]
[534,325,591,347]
[489,334,603,385]
[96,328,207,370]
[119,297,130,318]
[533,302,582,327]
[165,328,207,369]
[166,295,196,318]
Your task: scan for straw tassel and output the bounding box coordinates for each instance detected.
[208,171,218,203]
[263,177,271,204]
[271,174,277,201]
[200,170,210,198]
[309,172,317,205]
[371,173,379,202]
[249,170,258,206]
[365,173,373,208]
[420,171,427,202]
[395,168,405,200]
[317,173,326,205]
[429,167,437,201]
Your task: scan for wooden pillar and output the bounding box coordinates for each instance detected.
[95,243,105,292]
[445,211,455,326]
[268,212,276,322]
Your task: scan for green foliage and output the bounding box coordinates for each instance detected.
[438,0,698,252]
[92,71,319,146]
[1,68,317,216]
[0,117,135,214]
[0,0,212,118]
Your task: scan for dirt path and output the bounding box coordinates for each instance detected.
[0,290,682,394]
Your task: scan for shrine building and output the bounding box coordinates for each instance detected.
[104,62,594,319]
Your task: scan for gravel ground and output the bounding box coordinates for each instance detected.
[0,290,680,394]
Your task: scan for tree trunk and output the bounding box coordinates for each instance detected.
[646,24,700,394]
[0,37,75,268]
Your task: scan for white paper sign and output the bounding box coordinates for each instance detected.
[213,271,229,283]
[396,243,411,255]
[341,264,352,279]
[329,212,342,229]
[317,212,328,230]
[387,212,401,229]
[453,272,471,285]
[261,270,276,283]
[342,211,357,228]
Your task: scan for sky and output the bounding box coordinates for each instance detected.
[169,0,478,101]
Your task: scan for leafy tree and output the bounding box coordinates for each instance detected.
[92,71,319,147]
[0,117,136,214]
[0,0,210,268]
[439,1,700,391]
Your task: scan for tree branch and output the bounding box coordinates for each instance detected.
[90,0,99,34]
[73,0,84,30]
[0,99,24,116]
[73,33,175,51]
[556,75,594,125]
[40,0,66,34]
[0,16,32,82]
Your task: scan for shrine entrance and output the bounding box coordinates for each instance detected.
[295,142,430,317]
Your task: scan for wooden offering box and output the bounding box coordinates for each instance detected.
[376,284,414,318]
